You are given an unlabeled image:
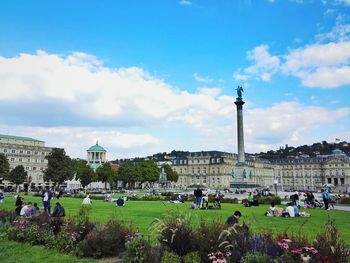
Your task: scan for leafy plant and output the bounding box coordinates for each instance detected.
[160,251,181,263]
[151,211,197,257]
[77,219,131,258]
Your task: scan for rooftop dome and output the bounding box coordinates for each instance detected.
[87,142,106,152]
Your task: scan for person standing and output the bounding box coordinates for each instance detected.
[42,188,52,214]
[321,189,330,210]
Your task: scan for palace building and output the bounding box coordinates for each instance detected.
[171,151,275,189]
[0,134,53,190]
[273,149,350,191]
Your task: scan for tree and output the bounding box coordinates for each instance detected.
[140,160,159,185]
[0,153,9,181]
[44,148,74,189]
[78,164,96,190]
[162,163,179,182]
[96,163,116,189]
[6,165,27,192]
[117,162,142,189]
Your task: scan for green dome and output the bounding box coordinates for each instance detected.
[87,143,106,152]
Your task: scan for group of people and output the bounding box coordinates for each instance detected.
[265,202,310,218]
[191,188,221,209]
[14,187,65,218]
[242,192,259,207]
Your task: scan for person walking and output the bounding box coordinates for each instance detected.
[321,189,330,210]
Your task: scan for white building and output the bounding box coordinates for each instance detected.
[0,134,53,190]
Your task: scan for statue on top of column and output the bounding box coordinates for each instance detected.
[236,85,244,99]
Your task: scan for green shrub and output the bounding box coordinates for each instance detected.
[337,196,350,204]
[182,251,201,263]
[161,251,181,263]
[242,252,272,263]
[89,195,105,200]
[123,236,160,263]
[77,219,131,258]
[152,212,197,257]
[222,198,239,204]
[314,219,349,263]
[195,218,227,262]
[258,196,281,205]
[0,210,17,225]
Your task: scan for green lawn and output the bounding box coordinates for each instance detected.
[1,194,350,243]
[0,239,96,263]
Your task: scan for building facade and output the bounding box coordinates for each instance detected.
[171,149,350,190]
[273,149,350,191]
[171,151,236,189]
[0,134,53,190]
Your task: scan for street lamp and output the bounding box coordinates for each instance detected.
[273,179,278,197]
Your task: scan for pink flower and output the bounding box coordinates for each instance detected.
[304,246,319,254]
[278,241,289,249]
[291,248,302,254]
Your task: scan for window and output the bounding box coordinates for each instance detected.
[197,159,200,163]
[35,151,38,155]
[26,167,29,170]
[20,150,23,154]
[10,158,15,161]
[33,167,36,171]
[328,178,332,184]
[41,159,44,163]
[27,151,31,154]
[27,158,30,162]
[340,178,345,185]
[19,158,22,162]
[42,152,45,155]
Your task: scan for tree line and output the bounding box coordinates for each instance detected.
[0,148,178,191]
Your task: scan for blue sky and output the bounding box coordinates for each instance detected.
[0,0,349,159]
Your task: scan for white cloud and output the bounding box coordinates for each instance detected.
[0,51,234,127]
[337,0,350,6]
[0,125,161,159]
[179,0,191,6]
[245,101,350,148]
[233,45,280,82]
[282,41,350,88]
[193,73,213,83]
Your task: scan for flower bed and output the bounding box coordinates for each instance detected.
[0,208,349,262]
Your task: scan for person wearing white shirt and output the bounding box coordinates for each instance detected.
[284,205,295,217]
[82,195,91,205]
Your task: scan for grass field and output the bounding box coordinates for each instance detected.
[1,194,349,243]
[0,239,96,263]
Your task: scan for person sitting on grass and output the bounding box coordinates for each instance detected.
[82,195,92,205]
[52,202,65,217]
[265,202,278,217]
[20,202,33,217]
[116,197,125,207]
[226,210,242,226]
[282,205,295,217]
[247,192,254,206]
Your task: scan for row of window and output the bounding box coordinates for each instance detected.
[8,157,47,163]
[1,148,48,155]
[9,166,45,171]
[280,163,347,169]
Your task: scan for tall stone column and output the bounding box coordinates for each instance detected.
[234,99,245,165]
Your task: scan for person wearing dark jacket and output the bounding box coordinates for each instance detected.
[51,202,65,217]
